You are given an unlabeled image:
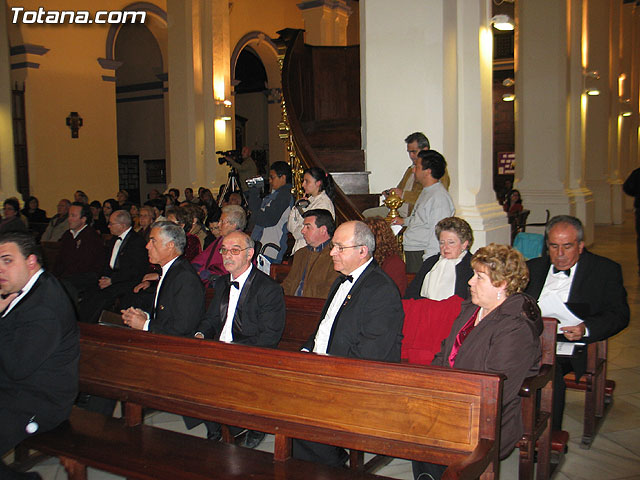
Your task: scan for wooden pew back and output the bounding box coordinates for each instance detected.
[78,323,502,472]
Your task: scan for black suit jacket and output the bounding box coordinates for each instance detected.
[302,260,404,362]
[525,250,629,374]
[0,272,79,450]
[149,256,205,337]
[197,266,285,347]
[103,229,148,290]
[404,251,473,300]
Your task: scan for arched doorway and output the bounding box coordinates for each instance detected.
[231,32,284,171]
[114,22,166,204]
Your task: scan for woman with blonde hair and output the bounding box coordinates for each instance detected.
[412,243,542,480]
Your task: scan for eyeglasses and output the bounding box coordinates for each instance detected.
[219,247,250,256]
[329,243,363,253]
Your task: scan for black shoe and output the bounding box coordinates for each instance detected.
[242,430,265,449]
[207,429,222,441]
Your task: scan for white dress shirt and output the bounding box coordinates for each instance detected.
[2,268,44,317]
[109,227,131,269]
[143,256,179,331]
[312,258,372,355]
[219,265,253,343]
[539,262,589,336]
[70,224,87,239]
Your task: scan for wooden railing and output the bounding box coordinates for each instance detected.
[277,28,364,223]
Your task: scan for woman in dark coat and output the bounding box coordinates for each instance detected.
[405,216,474,300]
[21,196,48,224]
[412,243,542,480]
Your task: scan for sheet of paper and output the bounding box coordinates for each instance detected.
[538,294,584,334]
[556,342,575,356]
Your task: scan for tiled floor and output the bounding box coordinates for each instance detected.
[5,214,640,479]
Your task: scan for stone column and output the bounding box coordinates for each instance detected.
[297,0,352,46]
[585,0,614,225]
[0,4,19,198]
[167,0,230,191]
[515,0,594,243]
[360,0,507,247]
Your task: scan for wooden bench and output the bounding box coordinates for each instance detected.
[563,339,615,449]
[20,323,503,480]
[277,296,569,479]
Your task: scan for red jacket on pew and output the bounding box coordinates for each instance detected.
[401,295,463,365]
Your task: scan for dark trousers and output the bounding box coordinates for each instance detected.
[411,460,447,480]
[635,209,640,272]
[291,439,348,468]
[78,282,136,324]
[404,250,425,274]
[552,356,575,431]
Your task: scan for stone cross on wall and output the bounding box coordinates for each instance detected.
[66,111,83,138]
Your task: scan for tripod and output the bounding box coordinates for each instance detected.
[217,167,247,207]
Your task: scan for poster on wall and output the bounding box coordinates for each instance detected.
[497,152,515,175]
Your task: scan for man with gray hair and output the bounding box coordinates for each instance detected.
[79,210,148,323]
[122,221,205,337]
[295,220,404,467]
[189,230,285,448]
[364,132,430,218]
[41,198,71,242]
[191,205,246,287]
[525,215,629,433]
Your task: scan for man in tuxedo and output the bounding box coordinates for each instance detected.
[122,221,204,337]
[525,215,629,430]
[295,220,404,466]
[282,209,338,298]
[53,202,105,305]
[0,232,79,480]
[79,210,148,323]
[191,230,285,447]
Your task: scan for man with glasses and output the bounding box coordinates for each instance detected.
[294,220,404,467]
[79,210,147,323]
[190,230,285,447]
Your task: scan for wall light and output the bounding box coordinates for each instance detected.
[215,99,233,121]
[583,70,600,96]
[502,93,515,102]
[491,14,514,31]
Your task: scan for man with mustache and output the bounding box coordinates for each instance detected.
[190,230,285,448]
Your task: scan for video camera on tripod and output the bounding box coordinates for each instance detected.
[216,150,244,166]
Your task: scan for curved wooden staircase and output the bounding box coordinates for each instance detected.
[277,29,378,223]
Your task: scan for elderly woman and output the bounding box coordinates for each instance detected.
[363,216,407,296]
[405,216,474,300]
[412,243,542,480]
[137,205,156,242]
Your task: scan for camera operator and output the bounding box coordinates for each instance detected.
[222,146,258,188]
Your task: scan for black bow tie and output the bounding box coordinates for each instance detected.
[115,237,122,242]
[229,281,240,289]
[553,267,571,277]
[339,274,354,284]
[1,290,22,300]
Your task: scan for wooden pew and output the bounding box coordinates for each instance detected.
[517,318,557,480]
[21,323,503,480]
[563,340,615,449]
[278,296,569,479]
